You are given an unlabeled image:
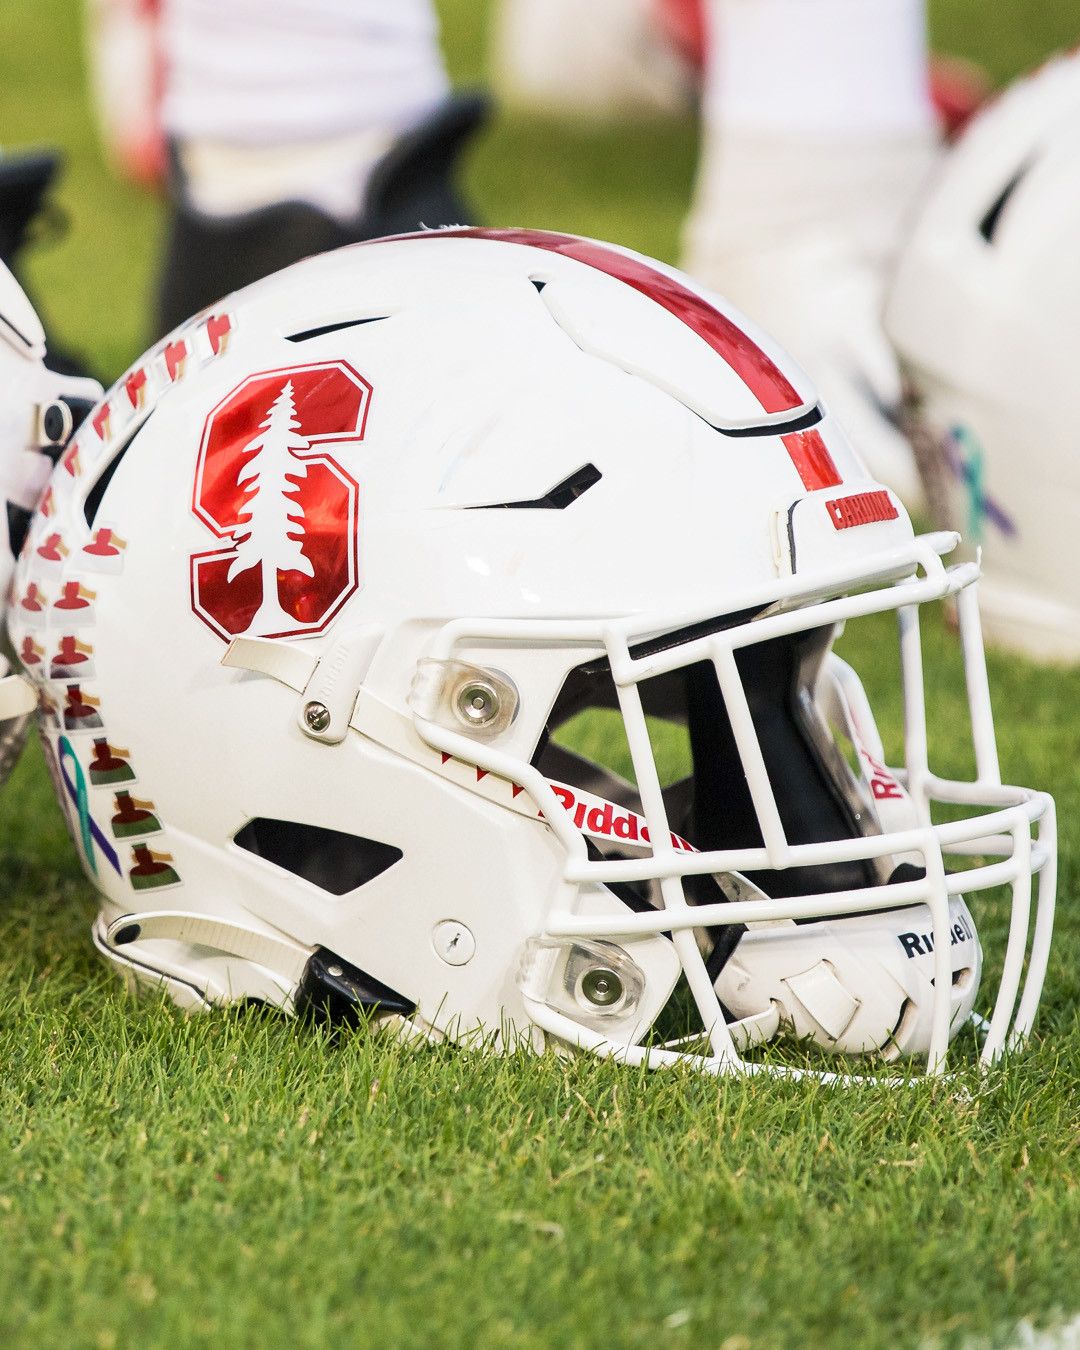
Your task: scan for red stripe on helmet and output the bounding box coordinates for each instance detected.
[373,228,843,489]
[432,228,805,416]
[782,428,843,492]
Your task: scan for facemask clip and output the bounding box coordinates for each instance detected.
[409,659,519,740]
[519,937,645,1031]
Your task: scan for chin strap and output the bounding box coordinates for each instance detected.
[100,911,417,1023]
[102,909,311,985]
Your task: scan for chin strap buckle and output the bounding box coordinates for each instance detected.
[102,912,415,1024]
[293,948,416,1024]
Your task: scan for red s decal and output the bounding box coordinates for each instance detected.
[190,361,372,641]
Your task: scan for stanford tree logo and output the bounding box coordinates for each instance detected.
[190,361,372,640]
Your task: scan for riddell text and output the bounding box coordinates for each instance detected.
[549,783,696,853]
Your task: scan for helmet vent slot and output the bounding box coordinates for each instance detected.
[83,418,149,527]
[718,405,822,439]
[978,163,1029,243]
[233,818,402,896]
[5,500,33,560]
[285,317,387,343]
[885,996,918,1059]
[466,462,601,511]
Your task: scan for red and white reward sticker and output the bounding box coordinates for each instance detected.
[547,781,697,853]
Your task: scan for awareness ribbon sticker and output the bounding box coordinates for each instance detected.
[58,735,121,876]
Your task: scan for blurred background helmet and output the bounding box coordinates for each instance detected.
[885,49,1080,663]
[0,260,101,782]
[9,231,1053,1077]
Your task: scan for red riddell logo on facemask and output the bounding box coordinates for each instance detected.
[190,361,372,640]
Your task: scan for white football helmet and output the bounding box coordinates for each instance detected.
[885,50,1080,662]
[0,260,100,781]
[11,230,1054,1079]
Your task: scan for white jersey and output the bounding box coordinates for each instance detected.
[161,0,449,145]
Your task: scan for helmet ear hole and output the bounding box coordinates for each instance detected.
[233,818,402,896]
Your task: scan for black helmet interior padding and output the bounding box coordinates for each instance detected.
[534,622,888,907]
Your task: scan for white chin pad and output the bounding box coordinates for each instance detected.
[717,897,983,1060]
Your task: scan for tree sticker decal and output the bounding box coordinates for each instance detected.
[226,381,315,636]
[190,360,372,641]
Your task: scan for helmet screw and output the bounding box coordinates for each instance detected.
[580,966,623,1008]
[454,680,500,729]
[304,701,331,733]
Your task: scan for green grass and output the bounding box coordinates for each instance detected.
[3,2,1080,1346]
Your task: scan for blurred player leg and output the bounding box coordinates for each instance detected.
[84,0,167,188]
[154,0,486,334]
[491,0,694,117]
[682,0,938,504]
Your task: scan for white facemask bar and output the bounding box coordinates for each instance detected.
[411,532,1056,1080]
